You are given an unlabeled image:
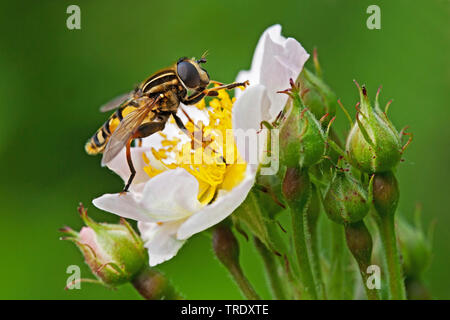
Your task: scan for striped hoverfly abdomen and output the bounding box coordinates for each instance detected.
[85,103,140,155]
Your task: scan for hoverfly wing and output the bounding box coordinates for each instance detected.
[101,104,153,166]
[99,91,135,113]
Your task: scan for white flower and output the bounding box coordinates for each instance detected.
[94,99,254,266]
[233,24,310,163]
[92,24,309,267]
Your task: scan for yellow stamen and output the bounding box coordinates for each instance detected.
[142,89,247,205]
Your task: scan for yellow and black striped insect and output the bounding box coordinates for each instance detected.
[85,56,249,192]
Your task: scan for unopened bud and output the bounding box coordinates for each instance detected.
[279,80,326,168]
[345,83,403,173]
[297,68,338,124]
[345,221,373,270]
[60,205,147,287]
[323,171,369,224]
[372,171,400,218]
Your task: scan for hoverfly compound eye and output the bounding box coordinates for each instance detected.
[177,61,200,89]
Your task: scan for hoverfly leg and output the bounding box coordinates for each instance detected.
[180,107,197,127]
[206,91,219,97]
[173,113,205,149]
[122,121,167,193]
[123,138,136,193]
[204,80,250,94]
[172,113,191,137]
[133,138,143,147]
[182,91,206,105]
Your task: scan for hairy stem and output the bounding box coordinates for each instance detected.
[305,185,326,299]
[377,214,406,300]
[290,204,318,299]
[212,225,260,300]
[132,266,182,300]
[227,264,261,300]
[254,237,287,300]
[328,223,348,299]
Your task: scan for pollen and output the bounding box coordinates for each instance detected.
[142,89,247,205]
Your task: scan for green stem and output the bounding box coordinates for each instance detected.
[227,264,261,300]
[328,223,348,299]
[290,204,318,299]
[254,237,287,300]
[359,267,380,300]
[344,221,380,300]
[212,225,260,300]
[132,266,183,300]
[305,186,326,299]
[377,214,406,300]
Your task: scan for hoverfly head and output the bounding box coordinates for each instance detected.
[176,57,210,90]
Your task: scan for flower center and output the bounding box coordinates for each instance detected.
[142,88,247,205]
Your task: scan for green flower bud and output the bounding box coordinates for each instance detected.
[372,171,399,218]
[344,221,373,270]
[344,221,380,300]
[297,68,338,124]
[345,83,403,173]
[323,171,370,224]
[282,166,310,207]
[60,205,147,287]
[279,79,327,168]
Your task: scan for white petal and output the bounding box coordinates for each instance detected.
[139,168,203,221]
[105,146,150,188]
[176,165,255,240]
[233,85,271,131]
[78,227,111,261]
[93,168,202,223]
[138,221,185,266]
[232,85,271,165]
[235,25,275,97]
[93,192,157,222]
[236,24,309,118]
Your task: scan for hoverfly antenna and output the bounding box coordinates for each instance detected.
[197,50,209,64]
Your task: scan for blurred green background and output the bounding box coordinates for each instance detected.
[0,0,448,299]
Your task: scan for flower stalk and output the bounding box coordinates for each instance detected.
[282,167,318,299]
[131,266,183,300]
[305,184,326,299]
[254,237,287,300]
[372,171,406,300]
[344,221,380,300]
[328,222,349,299]
[212,225,260,300]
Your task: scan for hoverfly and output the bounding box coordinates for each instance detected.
[85,56,249,192]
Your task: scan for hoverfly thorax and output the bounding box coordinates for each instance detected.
[176,57,210,91]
